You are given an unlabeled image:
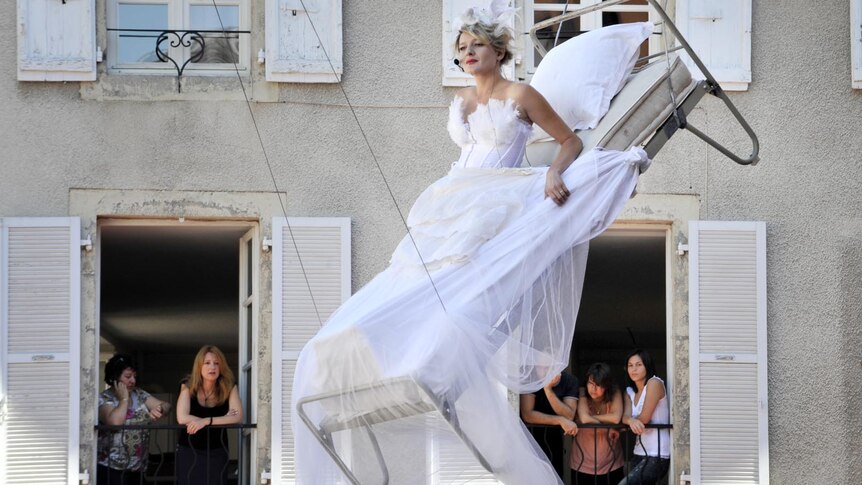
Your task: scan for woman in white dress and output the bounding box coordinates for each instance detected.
[291,3,651,484]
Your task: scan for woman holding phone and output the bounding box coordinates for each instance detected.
[97,353,171,485]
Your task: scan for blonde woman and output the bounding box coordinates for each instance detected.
[176,345,242,485]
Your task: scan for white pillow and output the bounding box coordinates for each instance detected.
[529,21,652,142]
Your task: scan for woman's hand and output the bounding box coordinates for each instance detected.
[186,417,210,435]
[147,404,164,421]
[628,418,645,435]
[114,381,130,402]
[545,169,570,206]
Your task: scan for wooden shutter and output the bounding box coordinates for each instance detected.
[271,217,351,482]
[676,0,752,91]
[17,0,97,81]
[442,0,515,86]
[688,221,768,485]
[1,218,81,485]
[852,1,862,88]
[265,0,343,82]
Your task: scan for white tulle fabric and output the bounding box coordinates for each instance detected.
[292,97,650,484]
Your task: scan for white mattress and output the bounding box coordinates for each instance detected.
[524,55,696,166]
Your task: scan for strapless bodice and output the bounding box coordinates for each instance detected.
[447,96,534,169]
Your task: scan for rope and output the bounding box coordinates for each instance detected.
[208,2,324,327]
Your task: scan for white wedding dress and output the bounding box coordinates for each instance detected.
[292,97,650,484]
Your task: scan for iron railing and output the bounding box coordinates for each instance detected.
[527,422,673,485]
[94,422,256,485]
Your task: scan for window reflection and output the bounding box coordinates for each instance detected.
[190,5,240,64]
[118,3,168,64]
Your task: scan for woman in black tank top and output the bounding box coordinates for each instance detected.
[176,345,243,485]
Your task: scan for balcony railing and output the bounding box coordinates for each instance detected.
[527,422,673,485]
[94,423,256,485]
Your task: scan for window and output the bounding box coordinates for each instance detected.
[524,0,656,79]
[107,0,250,76]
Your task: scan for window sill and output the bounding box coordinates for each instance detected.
[79,67,278,102]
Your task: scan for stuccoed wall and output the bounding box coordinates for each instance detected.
[2,0,862,483]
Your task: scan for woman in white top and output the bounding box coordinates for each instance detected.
[620,350,670,485]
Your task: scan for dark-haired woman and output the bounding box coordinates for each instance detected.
[176,345,242,485]
[97,353,171,485]
[571,363,624,484]
[619,350,670,485]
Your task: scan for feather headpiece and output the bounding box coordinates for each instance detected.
[456,0,516,31]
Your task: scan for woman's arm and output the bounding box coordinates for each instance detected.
[518,84,584,205]
[144,394,170,421]
[99,383,130,426]
[636,378,666,425]
[176,384,198,425]
[212,386,243,425]
[591,389,624,424]
[622,390,646,435]
[576,388,600,424]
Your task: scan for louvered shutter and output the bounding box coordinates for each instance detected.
[852,1,862,88]
[675,0,752,91]
[17,0,97,81]
[688,221,768,485]
[271,217,351,483]
[265,0,343,82]
[441,0,515,86]
[432,431,499,484]
[1,217,81,485]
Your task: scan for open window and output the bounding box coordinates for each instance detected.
[525,0,658,79]
[97,219,258,484]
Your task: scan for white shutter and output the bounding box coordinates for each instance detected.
[17,0,97,81]
[676,0,751,91]
[431,428,499,484]
[688,221,768,485]
[1,217,81,485]
[265,0,343,83]
[441,0,515,86]
[852,1,862,88]
[271,217,351,483]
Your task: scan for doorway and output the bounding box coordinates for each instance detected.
[571,226,668,384]
[97,218,257,484]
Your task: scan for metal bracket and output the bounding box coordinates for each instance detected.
[80,234,93,252]
[260,470,272,484]
[677,242,689,255]
[79,470,90,484]
[262,237,273,252]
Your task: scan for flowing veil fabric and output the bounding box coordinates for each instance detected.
[291,143,650,484]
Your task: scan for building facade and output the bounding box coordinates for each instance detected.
[1,1,860,484]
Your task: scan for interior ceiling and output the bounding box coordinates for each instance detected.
[577,229,666,348]
[100,223,251,354]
